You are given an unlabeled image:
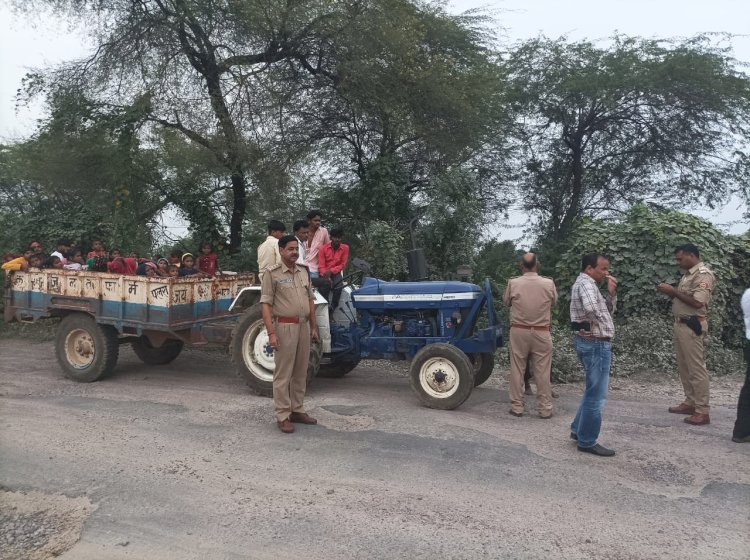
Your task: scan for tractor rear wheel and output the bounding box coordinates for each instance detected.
[409,344,475,410]
[230,304,321,397]
[55,313,119,382]
[131,337,184,365]
[469,352,495,386]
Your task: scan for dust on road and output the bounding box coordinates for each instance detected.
[0,339,748,559]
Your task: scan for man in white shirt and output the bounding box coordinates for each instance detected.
[293,220,309,266]
[732,288,750,443]
[257,220,286,279]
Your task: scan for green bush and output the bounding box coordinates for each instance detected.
[549,326,586,382]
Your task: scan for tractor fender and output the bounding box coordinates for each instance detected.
[229,286,262,312]
[229,286,331,352]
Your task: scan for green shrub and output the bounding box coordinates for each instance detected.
[610,316,676,377]
[549,326,586,382]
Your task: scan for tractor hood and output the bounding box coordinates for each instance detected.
[352,277,481,309]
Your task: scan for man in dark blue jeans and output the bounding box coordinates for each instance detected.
[569,253,618,457]
[732,288,750,443]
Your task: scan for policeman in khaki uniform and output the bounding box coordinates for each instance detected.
[503,253,558,418]
[657,243,716,426]
[261,235,320,433]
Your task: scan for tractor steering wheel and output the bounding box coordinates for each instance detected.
[340,269,365,290]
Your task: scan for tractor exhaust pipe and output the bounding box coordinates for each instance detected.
[407,218,428,281]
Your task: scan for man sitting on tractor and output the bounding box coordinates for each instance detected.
[318,227,350,313]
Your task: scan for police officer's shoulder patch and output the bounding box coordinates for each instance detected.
[698,281,709,289]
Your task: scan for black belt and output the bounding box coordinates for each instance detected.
[576,334,611,342]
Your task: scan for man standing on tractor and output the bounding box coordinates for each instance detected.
[257,220,286,280]
[503,253,557,419]
[305,210,329,278]
[260,235,320,434]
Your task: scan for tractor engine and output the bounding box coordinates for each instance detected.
[394,313,436,338]
[350,277,482,360]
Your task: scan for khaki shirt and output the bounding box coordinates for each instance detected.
[257,235,281,278]
[260,263,313,318]
[673,262,715,318]
[503,272,558,326]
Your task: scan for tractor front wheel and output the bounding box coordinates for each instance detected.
[409,344,475,410]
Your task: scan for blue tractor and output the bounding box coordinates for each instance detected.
[230,271,503,410]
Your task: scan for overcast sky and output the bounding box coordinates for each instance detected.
[0,1,748,240]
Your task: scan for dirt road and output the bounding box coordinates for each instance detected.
[1,338,748,559]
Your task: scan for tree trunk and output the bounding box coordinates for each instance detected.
[229,171,246,253]
[557,132,585,241]
[172,0,250,252]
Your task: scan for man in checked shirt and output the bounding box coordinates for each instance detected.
[569,252,619,457]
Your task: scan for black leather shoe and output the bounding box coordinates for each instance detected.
[577,444,615,457]
[509,410,523,417]
[570,432,578,441]
[732,434,750,443]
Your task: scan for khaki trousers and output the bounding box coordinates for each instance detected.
[509,327,553,416]
[674,321,710,414]
[273,321,311,422]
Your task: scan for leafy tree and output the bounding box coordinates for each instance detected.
[472,239,522,284]
[357,221,406,280]
[416,168,487,277]
[17,0,356,251]
[0,92,163,254]
[504,35,750,241]
[303,1,507,187]
[18,0,507,254]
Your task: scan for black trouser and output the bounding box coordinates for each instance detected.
[733,342,750,438]
[318,272,343,311]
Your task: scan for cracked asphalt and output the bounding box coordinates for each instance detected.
[0,339,748,559]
